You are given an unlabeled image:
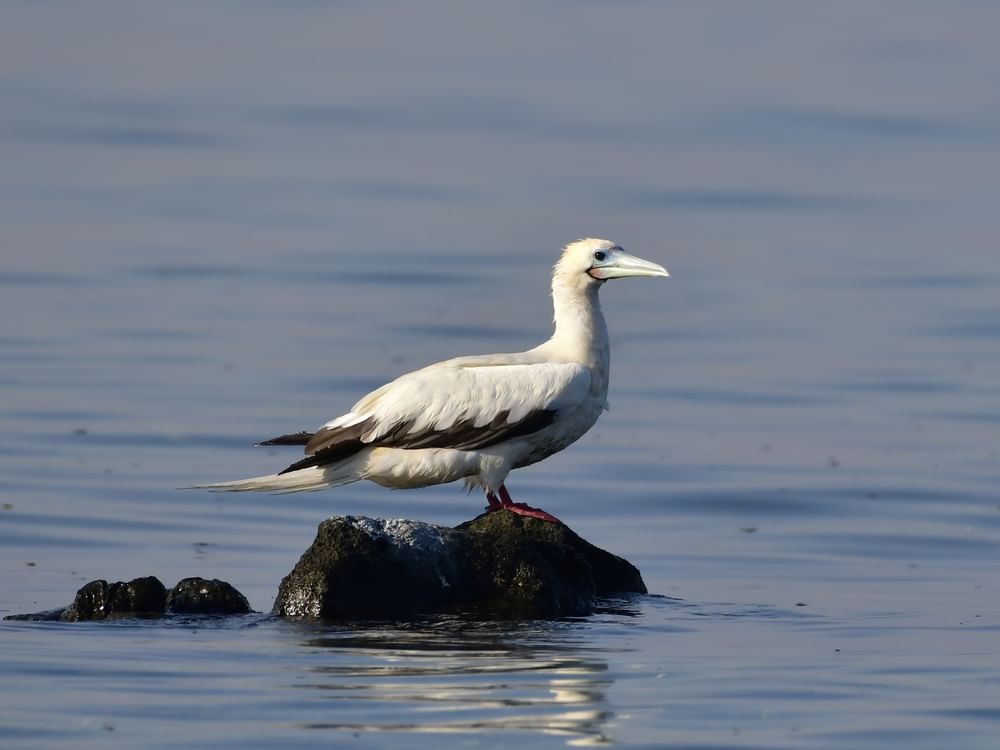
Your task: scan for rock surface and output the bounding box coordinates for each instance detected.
[4,576,253,621]
[63,576,168,621]
[273,512,646,619]
[166,577,252,615]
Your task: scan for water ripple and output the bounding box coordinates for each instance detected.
[599,186,871,212]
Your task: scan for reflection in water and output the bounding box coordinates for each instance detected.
[289,615,633,745]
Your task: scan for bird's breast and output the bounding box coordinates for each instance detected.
[510,398,604,469]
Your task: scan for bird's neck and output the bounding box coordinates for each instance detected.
[549,277,610,372]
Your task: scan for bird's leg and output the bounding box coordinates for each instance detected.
[497,484,561,524]
[485,490,503,513]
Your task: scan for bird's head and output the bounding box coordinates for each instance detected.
[556,238,669,286]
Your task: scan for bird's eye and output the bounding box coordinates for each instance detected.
[593,251,607,262]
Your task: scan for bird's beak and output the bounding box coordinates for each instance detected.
[590,251,670,280]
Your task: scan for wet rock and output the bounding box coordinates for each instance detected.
[273,517,467,619]
[5,516,644,623]
[166,577,252,615]
[3,607,67,622]
[62,576,168,621]
[274,513,646,619]
[5,576,253,621]
[457,511,647,617]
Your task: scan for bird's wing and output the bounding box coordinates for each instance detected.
[281,361,592,473]
[256,431,313,446]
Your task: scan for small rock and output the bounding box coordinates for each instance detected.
[166,577,252,615]
[61,576,167,621]
[4,607,67,622]
[5,576,253,621]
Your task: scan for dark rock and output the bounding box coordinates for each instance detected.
[4,607,68,622]
[61,576,168,621]
[273,517,468,619]
[273,513,646,620]
[166,577,252,615]
[457,511,647,617]
[5,514,644,623]
[4,576,253,621]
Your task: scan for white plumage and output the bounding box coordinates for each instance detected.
[196,238,668,522]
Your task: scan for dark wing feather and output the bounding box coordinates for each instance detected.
[278,409,557,474]
[380,409,556,450]
[277,419,376,475]
[279,437,366,474]
[256,431,315,446]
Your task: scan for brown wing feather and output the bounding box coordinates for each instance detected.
[278,409,556,475]
[303,419,377,455]
[278,437,367,474]
[256,431,315,446]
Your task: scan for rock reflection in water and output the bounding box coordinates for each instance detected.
[290,615,633,745]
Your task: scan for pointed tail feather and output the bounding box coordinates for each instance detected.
[191,464,360,494]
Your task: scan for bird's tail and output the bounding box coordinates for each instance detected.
[191,463,361,494]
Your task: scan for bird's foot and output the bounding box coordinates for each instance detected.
[503,502,562,524]
[484,484,561,523]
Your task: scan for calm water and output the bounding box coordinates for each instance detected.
[2,2,1000,747]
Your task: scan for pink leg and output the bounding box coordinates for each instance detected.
[497,484,561,523]
[485,491,502,513]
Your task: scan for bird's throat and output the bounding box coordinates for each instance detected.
[550,280,609,370]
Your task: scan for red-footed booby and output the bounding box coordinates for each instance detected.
[196,238,668,522]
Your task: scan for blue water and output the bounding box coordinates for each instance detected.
[2,1,1000,747]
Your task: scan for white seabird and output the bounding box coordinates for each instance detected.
[197,238,668,522]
